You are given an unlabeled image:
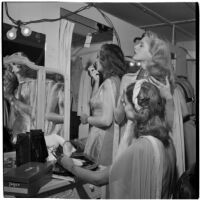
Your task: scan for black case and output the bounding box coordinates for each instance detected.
[16,130,48,166]
[4,162,52,197]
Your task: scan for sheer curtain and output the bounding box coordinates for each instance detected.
[58,19,74,140]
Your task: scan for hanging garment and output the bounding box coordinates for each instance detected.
[176,77,195,115]
[84,77,120,166]
[71,56,83,112]
[172,87,186,178]
[77,70,92,116]
[184,119,196,170]
[77,70,92,139]
[58,19,74,140]
[109,136,176,199]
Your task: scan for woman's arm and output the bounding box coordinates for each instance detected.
[58,155,110,186]
[45,83,64,124]
[45,113,64,124]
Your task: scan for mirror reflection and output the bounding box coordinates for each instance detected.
[3,53,38,150]
[45,72,65,137]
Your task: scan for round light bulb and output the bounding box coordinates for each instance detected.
[6,27,17,40]
[21,26,32,37]
[129,62,134,67]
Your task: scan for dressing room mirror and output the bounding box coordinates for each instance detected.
[3,23,45,152]
[3,53,40,152]
[60,8,113,140]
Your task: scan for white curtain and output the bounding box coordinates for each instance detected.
[58,19,74,140]
[187,60,196,95]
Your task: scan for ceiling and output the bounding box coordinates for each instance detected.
[94,2,196,43]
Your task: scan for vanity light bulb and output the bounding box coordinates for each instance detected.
[21,26,32,37]
[129,62,134,67]
[6,27,17,40]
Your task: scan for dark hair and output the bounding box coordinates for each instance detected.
[126,81,170,146]
[173,163,198,199]
[147,63,174,94]
[3,69,19,94]
[10,52,37,79]
[99,43,126,79]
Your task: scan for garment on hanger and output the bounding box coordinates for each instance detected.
[172,87,186,178]
[71,56,83,112]
[77,70,92,139]
[77,70,92,116]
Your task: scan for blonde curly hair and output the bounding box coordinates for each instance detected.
[144,31,175,92]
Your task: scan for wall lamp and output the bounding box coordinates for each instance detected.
[6,21,32,40]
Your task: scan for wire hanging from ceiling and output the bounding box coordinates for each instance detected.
[92,4,121,48]
[5,2,93,26]
[5,2,121,47]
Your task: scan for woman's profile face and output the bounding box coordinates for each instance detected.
[124,93,136,121]
[95,52,103,72]
[133,36,152,62]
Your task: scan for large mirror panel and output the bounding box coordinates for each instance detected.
[2,23,45,152]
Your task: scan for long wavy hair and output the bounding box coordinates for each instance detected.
[126,81,170,146]
[7,52,37,79]
[143,31,176,93]
[99,43,126,79]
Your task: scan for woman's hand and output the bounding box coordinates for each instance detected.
[120,90,126,107]
[89,68,100,82]
[149,76,173,100]
[81,113,89,124]
[57,155,75,172]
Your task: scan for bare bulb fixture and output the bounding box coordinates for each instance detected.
[129,62,134,67]
[6,27,17,40]
[21,26,32,37]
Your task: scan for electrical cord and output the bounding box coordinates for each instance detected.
[5,2,93,26]
[5,2,121,47]
[92,4,121,47]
